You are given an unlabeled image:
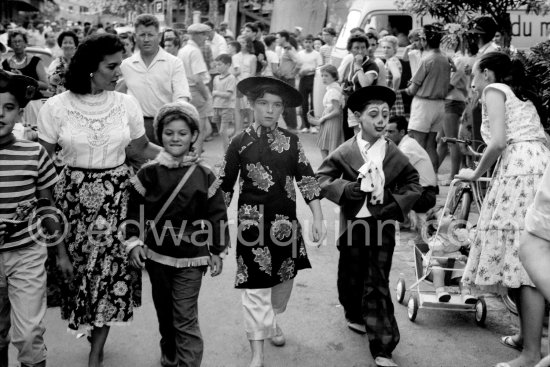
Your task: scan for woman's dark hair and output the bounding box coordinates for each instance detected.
[229,40,241,53]
[119,32,135,52]
[7,30,28,48]
[320,64,338,81]
[240,37,255,54]
[346,34,369,52]
[264,35,276,47]
[164,35,180,49]
[65,34,124,95]
[288,36,298,50]
[156,112,199,146]
[478,51,545,121]
[160,28,179,48]
[313,36,324,46]
[277,30,290,42]
[57,31,79,48]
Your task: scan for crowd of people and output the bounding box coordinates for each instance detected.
[0,10,550,367]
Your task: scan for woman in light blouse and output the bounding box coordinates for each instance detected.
[38,34,161,367]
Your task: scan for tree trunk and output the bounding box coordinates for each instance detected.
[495,12,512,48]
[184,0,192,25]
[209,0,219,25]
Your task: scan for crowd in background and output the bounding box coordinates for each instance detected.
[1,10,550,367]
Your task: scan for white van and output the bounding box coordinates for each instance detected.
[331,0,550,66]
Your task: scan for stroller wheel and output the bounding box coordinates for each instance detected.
[396,278,406,304]
[408,293,419,322]
[475,297,487,327]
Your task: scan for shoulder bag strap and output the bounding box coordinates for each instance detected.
[152,164,196,225]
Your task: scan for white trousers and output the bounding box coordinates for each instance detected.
[241,279,294,340]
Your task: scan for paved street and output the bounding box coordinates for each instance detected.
[8,132,546,367]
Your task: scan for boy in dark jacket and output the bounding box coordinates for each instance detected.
[317,86,421,367]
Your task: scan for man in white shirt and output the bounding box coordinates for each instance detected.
[204,21,227,58]
[121,14,190,146]
[385,115,437,215]
[178,23,214,156]
[297,35,322,132]
[261,35,279,77]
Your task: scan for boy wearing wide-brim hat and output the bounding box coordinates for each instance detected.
[0,70,72,367]
[217,76,326,367]
[317,86,421,367]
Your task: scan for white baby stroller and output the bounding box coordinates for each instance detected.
[395,178,491,326]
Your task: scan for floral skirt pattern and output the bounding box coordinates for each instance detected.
[462,141,550,293]
[49,165,141,331]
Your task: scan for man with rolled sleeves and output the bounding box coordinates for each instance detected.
[120,14,190,168]
[178,23,214,156]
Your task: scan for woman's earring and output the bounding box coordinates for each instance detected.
[89,73,94,78]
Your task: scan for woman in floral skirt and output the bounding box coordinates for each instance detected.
[218,77,326,367]
[38,34,161,367]
[456,52,550,367]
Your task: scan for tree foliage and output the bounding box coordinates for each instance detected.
[395,0,550,45]
[519,40,550,129]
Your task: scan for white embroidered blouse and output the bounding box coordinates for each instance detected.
[38,91,146,169]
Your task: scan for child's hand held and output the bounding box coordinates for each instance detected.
[208,254,223,277]
[129,246,146,269]
[57,251,74,281]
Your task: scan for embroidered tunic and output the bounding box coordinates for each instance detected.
[218,126,321,289]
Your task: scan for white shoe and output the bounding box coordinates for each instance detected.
[299,127,310,133]
[374,356,398,367]
[346,320,366,334]
[310,126,319,133]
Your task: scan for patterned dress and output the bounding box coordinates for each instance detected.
[218,125,321,289]
[462,83,550,293]
[38,91,144,330]
[317,82,344,153]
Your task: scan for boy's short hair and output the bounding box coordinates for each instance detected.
[154,102,200,144]
[134,14,160,30]
[389,115,408,133]
[423,23,444,49]
[304,34,314,42]
[244,22,258,33]
[0,70,38,108]
[215,53,232,65]
[263,35,276,47]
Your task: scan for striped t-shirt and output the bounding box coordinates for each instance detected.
[0,137,58,251]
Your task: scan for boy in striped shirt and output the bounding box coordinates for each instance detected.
[0,70,72,367]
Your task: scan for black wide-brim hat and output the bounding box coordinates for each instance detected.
[237,77,303,108]
[347,86,396,113]
[0,69,38,108]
